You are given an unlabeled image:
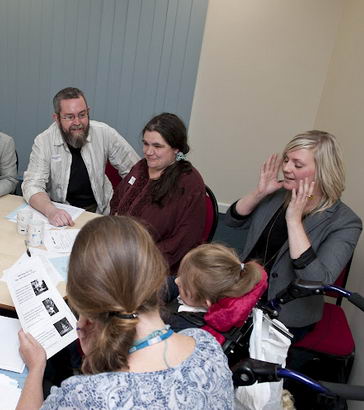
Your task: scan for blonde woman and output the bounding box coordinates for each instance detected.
[226,131,362,340]
[17,216,233,409]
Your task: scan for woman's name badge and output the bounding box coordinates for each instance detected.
[128,176,136,185]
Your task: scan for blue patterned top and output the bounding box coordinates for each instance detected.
[41,328,233,409]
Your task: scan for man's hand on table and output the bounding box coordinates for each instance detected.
[46,205,75,227]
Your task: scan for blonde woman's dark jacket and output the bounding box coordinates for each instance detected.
[226,188,362,327]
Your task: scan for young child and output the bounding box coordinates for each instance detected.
[167,243,268,344]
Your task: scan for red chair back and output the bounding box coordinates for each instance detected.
[105,161,122,189]
[202,185,219,243]
[326,257,352,305]
[293,302,355,355]
[293,257,355,383]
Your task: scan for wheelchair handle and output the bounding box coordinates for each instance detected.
[233,358,332,396]
[320,381,364,401]
[348,292,364,312]
[265,279,364,314]
[232,358,280,386]
[234,358,364,401]
[260,279,325,318]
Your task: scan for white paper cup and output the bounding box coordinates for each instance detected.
[27,219,45,247]
[17,209,33,235]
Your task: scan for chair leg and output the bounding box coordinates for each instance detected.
[343,351,355,384]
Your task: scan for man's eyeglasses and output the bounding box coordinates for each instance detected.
[59,109,89,121]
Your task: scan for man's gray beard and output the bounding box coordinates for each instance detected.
[59,123,89,149]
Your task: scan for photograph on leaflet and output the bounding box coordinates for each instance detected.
[42,298,59,316]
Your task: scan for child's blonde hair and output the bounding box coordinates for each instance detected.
[177,243,262,305]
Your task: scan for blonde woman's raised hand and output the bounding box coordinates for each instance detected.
[286,178,315,223]
[235,154,283,217]
[286,178,315,260]
[257,154,283,197]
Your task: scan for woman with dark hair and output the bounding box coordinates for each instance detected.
[110,113,206,272]
[17,216,233,409]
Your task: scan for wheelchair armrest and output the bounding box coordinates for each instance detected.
[275,279,324,304]
[260,279,325,317]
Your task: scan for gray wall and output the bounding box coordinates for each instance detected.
[0,0,208,174]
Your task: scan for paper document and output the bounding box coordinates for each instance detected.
[26,248,69,283]
[43,229,80,253]
[0,374,22,410]
[48,255,69,282]
[2,251,65,286]
[0,316,25,373]
[0,367,28,389]
[6,256,77,359]
[6,202,84,227]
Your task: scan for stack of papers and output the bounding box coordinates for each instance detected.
[43,229,80,254]
[0,317,24,409]
[0,374,22,409]
[5,202,84,228]
[3,203,82,284]
[0,316,25,373]
[2,249,68,285]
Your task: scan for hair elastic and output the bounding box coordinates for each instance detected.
[240,263,245,271]
[176,151,187,161]
[109,312,138,320]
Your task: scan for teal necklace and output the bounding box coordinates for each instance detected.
[129,325,174,354]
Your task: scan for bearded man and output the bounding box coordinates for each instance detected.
[22,87,139,226]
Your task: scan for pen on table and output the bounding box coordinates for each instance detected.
[24,240,31,257]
